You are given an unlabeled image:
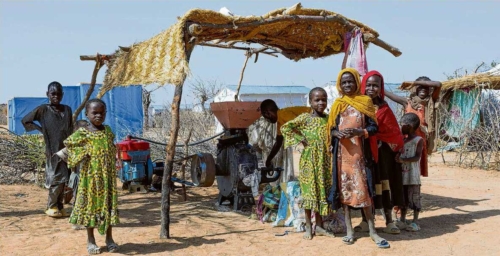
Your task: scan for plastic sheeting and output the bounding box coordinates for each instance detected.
[444,89,481,138]
[7,84,143,142]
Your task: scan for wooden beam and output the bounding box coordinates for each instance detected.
[197,42,280,57]
[80,54,114,61]
[72,59,103,122]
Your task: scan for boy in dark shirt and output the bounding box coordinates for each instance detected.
[22,81,73,217]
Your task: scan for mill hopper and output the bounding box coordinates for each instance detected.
[210,101,261,129]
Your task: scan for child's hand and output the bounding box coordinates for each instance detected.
[395,154,404,163]
[301,139,308,147]
[332,130,346,139]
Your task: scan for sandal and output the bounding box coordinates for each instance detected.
[374,239,390,249]
[87,244,101,255]
[107,242,119,253]
[394,220,407,230]
[383,222,401,234]
[45,207,62,218]
[406,222,420,232]
[60,208,71,217]
[353,221,369,232]
[342,236,355,245]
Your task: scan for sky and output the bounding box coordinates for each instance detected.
[1,0,499,106]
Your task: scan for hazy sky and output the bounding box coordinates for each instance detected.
[1,0,499,105]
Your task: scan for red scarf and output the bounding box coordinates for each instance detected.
[361,71,404,162]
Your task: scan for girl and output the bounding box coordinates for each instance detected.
[281,87,333,240]
[64,99,119,254]
[356,70,405,234]
[397,113,424,232]
[385,77,442,177]
[327,68,389,249]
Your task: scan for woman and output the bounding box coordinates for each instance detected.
[355,70,405,234]
[327,68,389,249]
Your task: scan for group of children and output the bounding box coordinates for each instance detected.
[23,72,440,252]
[22,82,119,254]
[261,68,441,249]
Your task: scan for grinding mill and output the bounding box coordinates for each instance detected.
[191,102,282,211]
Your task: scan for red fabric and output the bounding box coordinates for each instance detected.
[361,71,404,162]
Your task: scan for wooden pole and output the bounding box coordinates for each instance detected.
[234,51,252,101]
[159,37,195,239]
[180,128,193,201]
[73,55,104,122]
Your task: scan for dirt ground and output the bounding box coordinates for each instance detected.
[1,153,500,256]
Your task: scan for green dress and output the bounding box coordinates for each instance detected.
[64,126,119,235]
[281,113,332,216]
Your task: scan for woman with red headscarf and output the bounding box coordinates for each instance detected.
[355,70,405,234]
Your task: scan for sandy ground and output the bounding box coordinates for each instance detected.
[1,153,500,256]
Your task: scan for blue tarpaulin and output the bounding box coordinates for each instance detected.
[8,84,143,142]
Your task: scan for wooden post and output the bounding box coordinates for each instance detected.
[160,38,194,239]
[73,55,104,122]
[234,51,252,101]
[180,128,193,201]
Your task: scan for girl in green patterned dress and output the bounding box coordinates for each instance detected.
[281,87,334,240]
[64,99,119,254]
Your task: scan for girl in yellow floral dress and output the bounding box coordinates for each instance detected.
[64,99,119,254]
[281,87,333,240]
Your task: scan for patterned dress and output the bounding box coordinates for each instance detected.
[64,126,119,235]
[281,113,331,216]
[337,106,371,208]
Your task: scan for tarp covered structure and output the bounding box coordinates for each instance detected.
[8,84,143,142]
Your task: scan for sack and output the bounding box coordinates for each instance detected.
[324,211,346,234]
[262,184,281,210]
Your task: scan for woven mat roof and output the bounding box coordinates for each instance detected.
[442,73,500,91]
[100,3,400,97]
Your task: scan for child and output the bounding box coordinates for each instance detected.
[22,81,73,218]
[356,70,405,234]
[67,119,89,230]
[397,113,424,232]
[64,99,119,254]
[260,99,310,168]
[385,77,442,177]
[327,68,389,249]
[280,87,334,240]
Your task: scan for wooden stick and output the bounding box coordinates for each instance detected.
[179,128,193,201]
[363,33,402,57]
[234,52,252,101]
[73,56,103,122]
[187,14,401,57]
[197,42,280,57]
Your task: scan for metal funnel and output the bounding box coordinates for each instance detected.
[210,101,261,129]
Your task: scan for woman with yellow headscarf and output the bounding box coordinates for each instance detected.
[327,68,389,249]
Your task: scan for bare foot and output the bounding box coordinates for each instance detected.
[72,224,85,230]
[315,226,335,237]
[303,224,313,240]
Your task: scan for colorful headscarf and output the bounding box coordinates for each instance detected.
[327,68,377,146]
[361,70,404,162]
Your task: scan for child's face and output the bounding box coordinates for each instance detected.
[261,108,278,123]
[401,122,414,135]
[340,72,357,96]
[46,86,63,105]
[416,86,429,99]
[365,75,381,99]
[86,102,106,127]
[309,90,327,114]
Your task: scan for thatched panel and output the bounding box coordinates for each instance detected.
[442,74,500,91]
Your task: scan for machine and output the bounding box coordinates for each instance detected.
[116,136,154,193]
[191,102,283,211]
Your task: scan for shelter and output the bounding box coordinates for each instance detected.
[439,64,500,146]
[80,2,402,238]
[8,83,143,141]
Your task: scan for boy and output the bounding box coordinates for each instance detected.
[259,99,309,168]
[397,113,424,231]
[22,81,73,218]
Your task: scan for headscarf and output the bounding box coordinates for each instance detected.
[361,71,404,162]
[327,68,377,146]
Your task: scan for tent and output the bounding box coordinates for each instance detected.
[8,83,143,142]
